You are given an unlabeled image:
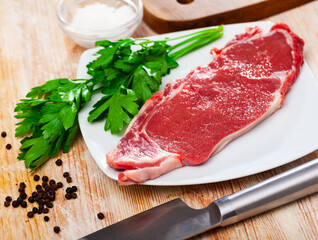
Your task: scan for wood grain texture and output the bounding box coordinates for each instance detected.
[143,0,315,33]
[0,1,318,239]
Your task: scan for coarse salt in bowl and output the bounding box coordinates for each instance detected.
[57,0,143,48]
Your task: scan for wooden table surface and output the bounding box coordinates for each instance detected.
[1,1,318,239]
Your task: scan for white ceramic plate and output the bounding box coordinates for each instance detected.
[77,21,318,186]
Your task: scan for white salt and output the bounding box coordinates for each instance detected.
[71,2,136,30]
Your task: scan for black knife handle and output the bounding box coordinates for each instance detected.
[213,158,318,226]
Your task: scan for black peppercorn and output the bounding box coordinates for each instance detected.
[43,208,49,214]
[66,187,73,194]
[49,179,56,186]
[63,172,69,178]
[32,207,39,213]
[55,159,62,166]
[65,193,72,200]
[20,192,27,200]
[5,144,12,150]
[1,131,7,138]
[66,177,72,183]
[71,192,77,199]
[97,212,105,220]
[44,216,50,222]
[32,191,38,198]
[5,196,12,202]
[17,197,23,203]
[42,176,49,182]
[71,186,78,192]
[20,201,27,208]
[12,201,19,208]
[27,211,34,218]
[33,175,40,181]
[4,201,10,207]
[28,197,35,203]
[53,226,60,233]
[57,182,63,188]
[46,202,53,208]
[19,182,26,188]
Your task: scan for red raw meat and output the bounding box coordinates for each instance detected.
[107,23,304,185]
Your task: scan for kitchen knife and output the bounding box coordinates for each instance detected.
[80,158,318,240]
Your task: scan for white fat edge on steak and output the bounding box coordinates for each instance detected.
[119,154,183,185]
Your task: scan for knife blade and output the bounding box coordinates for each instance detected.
[80,158,318,240]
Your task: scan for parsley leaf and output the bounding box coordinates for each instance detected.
[14,79,92,170]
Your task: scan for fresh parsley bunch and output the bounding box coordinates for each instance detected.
[14,79,92,169]
[15,26,223,169]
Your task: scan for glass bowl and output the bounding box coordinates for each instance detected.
[57,0,143,48]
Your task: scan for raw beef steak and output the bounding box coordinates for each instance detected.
[107,23,304,185]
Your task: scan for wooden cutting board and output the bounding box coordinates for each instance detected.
[143,0,314,33]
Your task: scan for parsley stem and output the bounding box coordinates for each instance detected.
[169,32,223,60]
[136,26,223,43]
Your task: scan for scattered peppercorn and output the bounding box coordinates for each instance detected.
[71,186,78,192]
[52,185,58,191]
[12,201,19,208]
[55,159,62,166]
[44,216,50,222]
[65,193,72,200]
[63,172,69,178]
[46,202,53,208]
[97,212,105,220]
[53,226,60,233]
[20,192,27,200]
[66,187,73,194]
[1,131,7,138]
[45,186,51,192]
[42,176,49,182]
[57,182,63,188]
[4,201,10,207]
[18,187,25,193]
[17,197,23,203]
[32,207,39,213]
[38,209,43,214]
[19,182,26,188]
[27,211,34,218]
[49,179,56,186]
[5,196,12,202]
[39,204,44,210]
[43,208,49,214]
[5,144,12,150]
[34,175,40,181]
[32,192,37,198]
[49,195,55,201]
[36,185,42,191]
[28,197,35,203]
[71,192,77,199]
[20,201,27,208]
[66,177,72,183]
